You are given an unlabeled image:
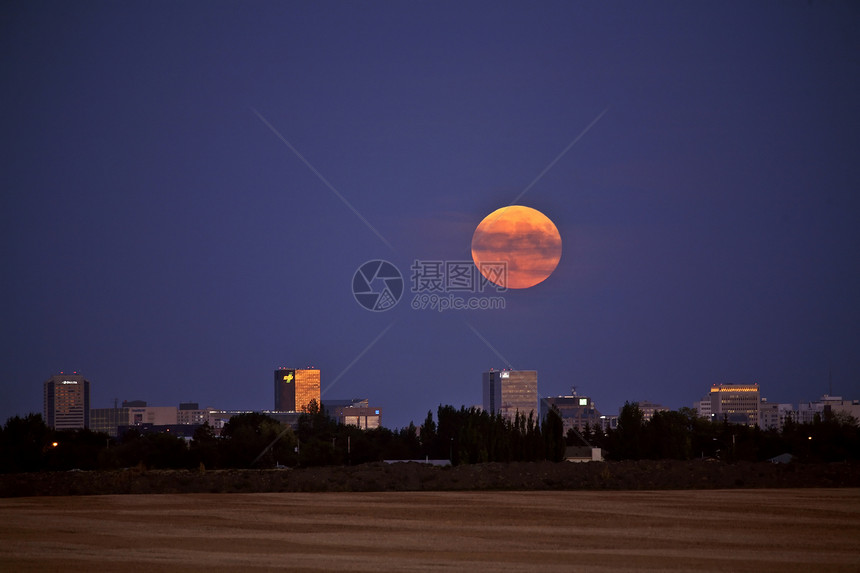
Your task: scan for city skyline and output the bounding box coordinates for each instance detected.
[31,366,858,435]
[3,3,859,430]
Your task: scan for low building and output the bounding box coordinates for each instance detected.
[635,400,669,421]
[598,415,618,432]
[128,405,178,426]
[177,402,210,425]
[90,407,130,437]
[694,398,711,420]
[819,396,860,423]
[324,399,381,429]
[564,446,603,462]
[117,423,200,439]
[759,399,794,431]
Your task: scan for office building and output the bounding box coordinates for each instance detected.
[694,398,712,419]
[127,403,178,426]
[635,400,669,421]
[598,415,618,432]
[323,398,381,429]
[759,399,794,431]
[709,383,760,426]
[824,396,860,421]
[177,402,209,425]
[482,369,538,422]
[541,389,603,433]
[90,406,130,437]
[43,373,90,430]
[274,368,321,412]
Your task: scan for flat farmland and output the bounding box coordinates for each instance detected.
[1,489,859,572]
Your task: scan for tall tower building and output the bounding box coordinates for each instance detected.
[482,369,538,422]
[43,373,90,430]
[709,383,760,426]
[274,368,321,412]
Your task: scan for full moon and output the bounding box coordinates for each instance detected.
[471,205,562,289]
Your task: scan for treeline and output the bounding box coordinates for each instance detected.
[419,405,565,464]
[0,401,564,472]
[2,401,857,473]
[587,403,860,462]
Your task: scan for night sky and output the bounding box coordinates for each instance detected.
[3,2,859,430]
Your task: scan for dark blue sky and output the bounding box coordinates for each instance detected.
[3,2,858,430]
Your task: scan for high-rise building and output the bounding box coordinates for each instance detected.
[482,369,538,422]
[709,383,760,426]
[274,368,321,412]
[43,373,90,430]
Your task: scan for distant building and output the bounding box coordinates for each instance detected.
[709,383,760,426]
[541,389,603,433]
[43,373,90,430]
[482,369,538,423]
[177,402,209,425]
[323,398,369,410]
[263,411,303,429]
[91,401,212,436]
[323,398,381,429]
[792,395,860,425]
[694,398,711,419]
[117,423,200,439]
[598,415,618,432]
[90,406,130,437]
[206,410,242,432]
[634,400,669,421]
[759,399,794,431]
[818,395,860,423]
[274,368,321,412]
[128,405,178,426]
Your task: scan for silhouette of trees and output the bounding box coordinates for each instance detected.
[542,406,566,462]
[220,412,296,468]
[606,402,645,460]
[2,403,858,472]
[44,428,111,471]
[414,405,563,465]
[0,414,51,473]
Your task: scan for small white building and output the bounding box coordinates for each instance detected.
[564,446,603,463]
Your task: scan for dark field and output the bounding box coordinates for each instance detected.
[1,460,859,497]
[1,489,859,572]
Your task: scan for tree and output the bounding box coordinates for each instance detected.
[44,428,111,470]
[419,410,437,458]
[190,422,220,468]
[0,414,51,473]
[644,410,693,460]
[542,406,565,462]
[608,402,645,460]
[221,412,296,468]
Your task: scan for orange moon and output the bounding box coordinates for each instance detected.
[471,205,562,289]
